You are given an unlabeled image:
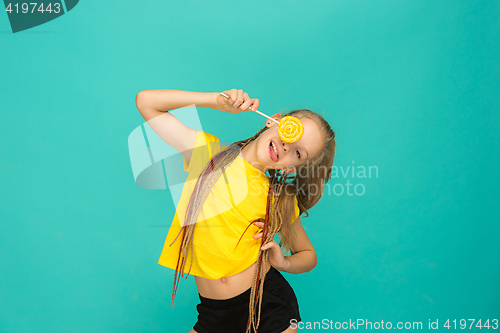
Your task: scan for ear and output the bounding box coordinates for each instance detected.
[266,113,283,128]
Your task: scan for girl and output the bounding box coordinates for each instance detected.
[136,88,336,333]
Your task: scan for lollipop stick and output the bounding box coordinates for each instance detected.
[219,92,279,124]
[254,110,280,124]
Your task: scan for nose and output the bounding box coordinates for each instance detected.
[282,141,288,152]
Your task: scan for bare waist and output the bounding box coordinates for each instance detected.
[194,258,271,299]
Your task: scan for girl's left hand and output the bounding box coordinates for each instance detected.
[253,221,289,272]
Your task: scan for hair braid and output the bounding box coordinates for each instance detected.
[246,170,289,333]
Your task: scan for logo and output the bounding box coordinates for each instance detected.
[3,0,79,33]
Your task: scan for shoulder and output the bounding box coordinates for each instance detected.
[200,130,219,143]
[183,130,223,173]
[198,130,228,154]
[188,130,224,153]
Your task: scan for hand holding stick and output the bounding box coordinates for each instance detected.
[219,92,279,125]
[219,92,304,143]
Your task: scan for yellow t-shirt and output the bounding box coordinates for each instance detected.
[158,130,300,279]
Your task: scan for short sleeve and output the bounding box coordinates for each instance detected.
[292,196,300,224]
[183,130,222,176]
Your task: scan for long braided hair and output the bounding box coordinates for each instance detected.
[170,109,336,333]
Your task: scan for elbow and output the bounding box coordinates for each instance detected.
[311,250,318,271]
[306,248,317,272]
[135,90,148,111]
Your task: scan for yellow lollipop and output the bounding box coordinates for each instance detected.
[219,92,304,143]
[277,116,304,143]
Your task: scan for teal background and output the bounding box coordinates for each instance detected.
[1,0,499,332]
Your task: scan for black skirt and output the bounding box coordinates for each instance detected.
[193,266,301,333]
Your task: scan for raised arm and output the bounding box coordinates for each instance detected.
[135,89,220,164]
[135,89,260,164]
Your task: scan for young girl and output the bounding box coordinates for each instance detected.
[136,88,336,333]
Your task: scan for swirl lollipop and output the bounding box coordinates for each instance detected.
[277,116,304,143]
[220,92,304,143]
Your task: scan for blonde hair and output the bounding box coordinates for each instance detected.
[276,109,337,256]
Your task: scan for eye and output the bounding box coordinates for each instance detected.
[296,149,301,159]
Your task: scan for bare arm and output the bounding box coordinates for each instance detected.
[135,88,260,165]
[281,217,318,274]
[136,90,220,120]
[135,90,220,163]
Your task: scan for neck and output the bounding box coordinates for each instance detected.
[241,140,267,173]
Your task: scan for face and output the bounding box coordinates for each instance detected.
[253,114,325,174]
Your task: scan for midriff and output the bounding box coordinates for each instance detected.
[194,258,271,299]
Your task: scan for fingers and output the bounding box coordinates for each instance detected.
[229,89,244,108]
[222,89,236,103]
[228,89,238,104]
[250,98,260,112]
[252,231,275,250]
[225,89,258,112]
[260,241,276,250]
[252,221,277,250]
[240,93,253,111]
[253,220,264,238]
[253,220,270,240]
[235,89,244,108]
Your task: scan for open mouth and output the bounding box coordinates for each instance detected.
[269,140,279,162]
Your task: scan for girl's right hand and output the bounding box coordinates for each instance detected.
[216,89,260,113]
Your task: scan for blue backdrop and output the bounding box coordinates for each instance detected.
[1,0,499,332]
